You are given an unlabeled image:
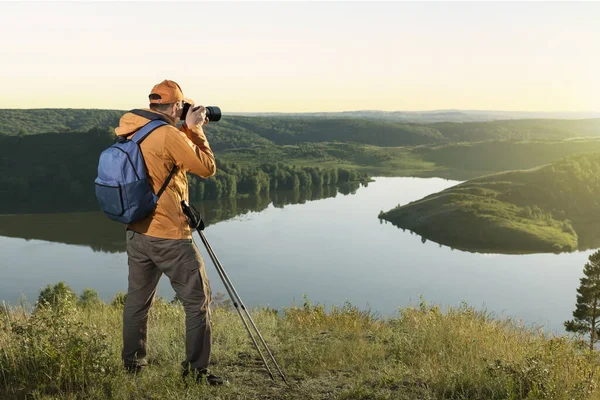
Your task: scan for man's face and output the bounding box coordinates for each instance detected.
[174,101,184,120]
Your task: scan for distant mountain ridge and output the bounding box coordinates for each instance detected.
[1,109,600,147]
[2,108,600,137]
[228,110,600,123]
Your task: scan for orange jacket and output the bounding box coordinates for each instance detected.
[115,109,216,239]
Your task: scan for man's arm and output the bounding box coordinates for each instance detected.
[165,124,216,178]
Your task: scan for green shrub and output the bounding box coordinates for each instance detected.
[212,292,233,310]
[36,281,77,310]
[78,288,103,309]
[110,292,127,308]
[0,305,113,394]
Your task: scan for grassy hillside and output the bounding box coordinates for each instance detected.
[1,286,599,399]
[380,153,600,254]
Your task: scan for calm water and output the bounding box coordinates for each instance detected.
[0,177,592,334]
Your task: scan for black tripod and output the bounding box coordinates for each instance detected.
[181,201,288,385]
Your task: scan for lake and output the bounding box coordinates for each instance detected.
[0,177,591,334]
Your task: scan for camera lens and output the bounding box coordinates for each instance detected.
[205,106,222,122]
[181,104,222,122]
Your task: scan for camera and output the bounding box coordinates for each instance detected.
[181,103,222,122]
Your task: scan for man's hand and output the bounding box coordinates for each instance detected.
[185,105,209,128]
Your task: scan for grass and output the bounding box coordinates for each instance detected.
[1,290,600,399]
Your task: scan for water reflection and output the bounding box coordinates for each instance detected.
[382,217,600,255]
[0,182,364,253]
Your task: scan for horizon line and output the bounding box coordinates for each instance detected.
[2,108,600,114]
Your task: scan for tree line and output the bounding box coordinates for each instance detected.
[188,160,367,201]
[0,128,367,214]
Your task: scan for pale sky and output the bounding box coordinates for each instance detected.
[1,1,599,112]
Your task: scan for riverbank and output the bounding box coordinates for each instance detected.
[1,286,599,399]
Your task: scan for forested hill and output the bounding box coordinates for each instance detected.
[430,119,600,142]
[0,109,124,136]
[380,153,600,254]
[1,109,600,146]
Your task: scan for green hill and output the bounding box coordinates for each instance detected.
[229,116,446,146]
[0,109,446,147]
[2,109,600,147]
[0,109,125,135]
[415,138,600,174]
[432,119,600,142]
[380,153,600,253]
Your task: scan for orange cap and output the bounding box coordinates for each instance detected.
[149,80,186,104]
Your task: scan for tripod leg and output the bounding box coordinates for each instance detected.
[196,230,275,381]
[199,231,289,385]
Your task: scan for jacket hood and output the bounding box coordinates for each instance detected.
[115,109,176,137]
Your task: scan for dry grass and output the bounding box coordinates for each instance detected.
[1,292,599,399]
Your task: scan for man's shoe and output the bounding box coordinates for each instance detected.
[124,359,148,374]
[184,368,228,386]
[124,364,144,374]
[199,371,228,386]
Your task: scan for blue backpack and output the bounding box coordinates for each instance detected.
[95,111,177,224]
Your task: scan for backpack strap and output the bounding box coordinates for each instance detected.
[157,164,178,198]
[128,113,177,198]
[129,109,171,123]
[131,119,168,145]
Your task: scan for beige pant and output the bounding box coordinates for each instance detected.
[123,229,212,371]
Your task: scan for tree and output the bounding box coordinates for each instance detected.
[338,168,351,183]
[329,168,339,185]
[297,170,312,187]
[196,182,205,200]
[204,177,223,199]
[565,250,600,350]
[225,174,237,198]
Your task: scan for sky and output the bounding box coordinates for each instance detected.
[1,1,599,113]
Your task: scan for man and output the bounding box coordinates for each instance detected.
[114,80,225,385]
